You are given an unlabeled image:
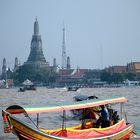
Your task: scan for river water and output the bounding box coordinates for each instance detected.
[0,87,140,140]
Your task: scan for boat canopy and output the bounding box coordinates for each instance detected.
[22,79,34,86]
[6,96,127,114]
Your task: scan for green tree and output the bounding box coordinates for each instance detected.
[100,71,111,83]
[110,73,123,84]
[124,72,136,81]
[12,65,35,84]
[11,65,58,85]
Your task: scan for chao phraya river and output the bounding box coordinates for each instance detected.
[0,87,140,139]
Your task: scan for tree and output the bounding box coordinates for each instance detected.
[100,71,111,83]
[12,65,37,83]
[110,73,123,84]
[11,65,58,85]
[124,72,136,81]
[100,72,124,84]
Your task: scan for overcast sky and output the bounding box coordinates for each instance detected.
[0,0,140,70]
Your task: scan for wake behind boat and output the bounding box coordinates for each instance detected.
[2,96,134,140]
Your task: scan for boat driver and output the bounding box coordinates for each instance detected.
[94,105,110,128]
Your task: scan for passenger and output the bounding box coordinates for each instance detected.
[94,105,110,128]
[81,108,97,128]
[106,104,113,119]
[106,104,114,125]
[112,111,120,124]
[89,109,98,128]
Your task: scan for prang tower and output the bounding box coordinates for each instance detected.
[24,18,49,69]
[1,58,7,80]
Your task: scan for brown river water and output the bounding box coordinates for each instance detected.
[0,87,140,140]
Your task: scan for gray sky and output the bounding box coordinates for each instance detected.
[0,0,140,70]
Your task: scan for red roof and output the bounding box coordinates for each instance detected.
[59,69,74,76]
[59,69,89,78]
[71,69,88,78]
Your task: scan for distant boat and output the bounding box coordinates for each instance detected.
[123,79,140,87]
[73,95,98,101]
[67,86,79,91]
[18,79,36,92]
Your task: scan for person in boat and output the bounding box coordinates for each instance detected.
[94,105,110,128]
[106,104,120,125]
[112,110,120,124]
[106,104,113,122]
[89,109,99,128]
[81,108,98,129]
[86,108,98,128]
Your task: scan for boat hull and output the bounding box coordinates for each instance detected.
[5,114,134,140]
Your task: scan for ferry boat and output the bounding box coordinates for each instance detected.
[2,96,134,140]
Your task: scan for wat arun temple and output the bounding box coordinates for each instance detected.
[24,18,49,69]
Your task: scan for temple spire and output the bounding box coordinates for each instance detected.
[34,17,39,35]
[24,18,48,69]
[1,58,7,80]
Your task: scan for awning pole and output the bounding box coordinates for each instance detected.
[123,103,128,123]
[37,113,39,127]
[120,103,123,119]
[62,110,66,130]
[81,109,86,129]
[25,113,38,128]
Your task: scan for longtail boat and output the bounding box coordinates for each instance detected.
[2,96,134,140]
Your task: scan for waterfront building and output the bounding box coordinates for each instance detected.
[24,18,49,69]
[57,67,89,87]
[127,62,140,73]
[105,66,127,73]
